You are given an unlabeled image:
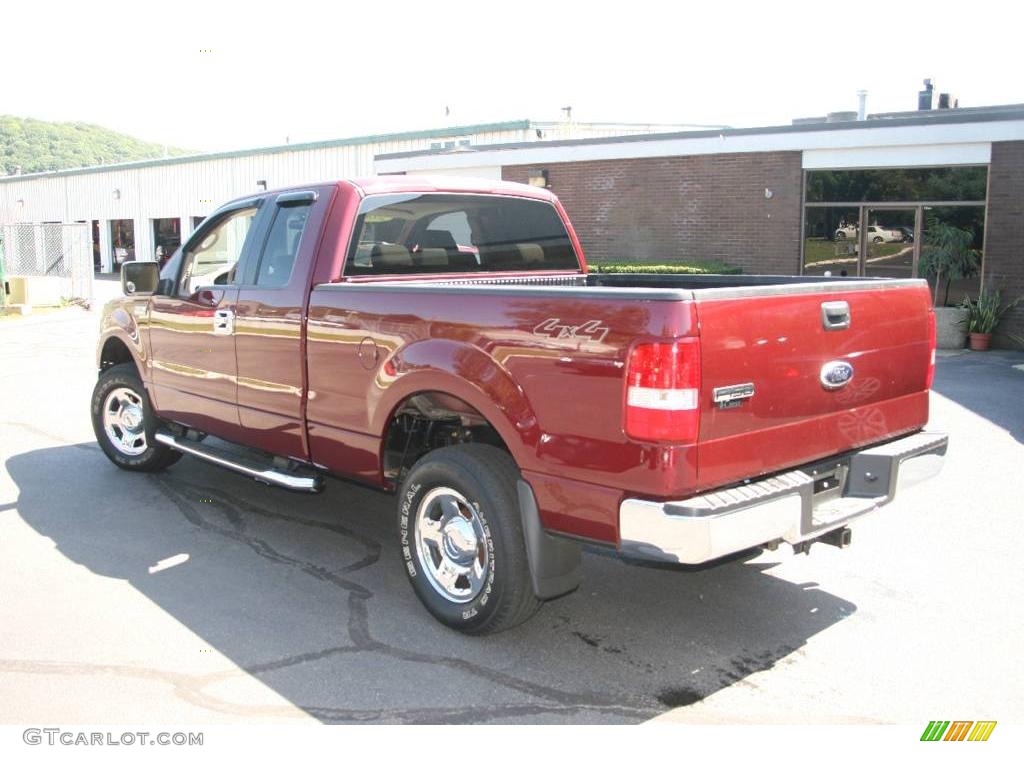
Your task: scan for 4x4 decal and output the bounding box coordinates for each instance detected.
[533,318,611,344]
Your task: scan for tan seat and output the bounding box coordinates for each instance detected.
[416,230,478,269]
[370,243,413,269]
[516,243,544,263]
[415,248,450,266]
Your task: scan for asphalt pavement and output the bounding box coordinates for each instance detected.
[1,297,1021,724]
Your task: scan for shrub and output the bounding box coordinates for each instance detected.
[960,290,1021,335]
[588,261,741,275]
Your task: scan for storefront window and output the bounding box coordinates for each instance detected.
[805,167,987,203]
[802,166,987,303]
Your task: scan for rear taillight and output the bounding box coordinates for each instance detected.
[926,311,937,389]
[625,338,701,442]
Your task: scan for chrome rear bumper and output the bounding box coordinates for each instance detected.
[619,430,947,564]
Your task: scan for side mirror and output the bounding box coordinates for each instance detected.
[121,261,160,296]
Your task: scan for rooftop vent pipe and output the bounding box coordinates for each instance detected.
[918,79,934,110]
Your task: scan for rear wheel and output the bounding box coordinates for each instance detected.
[397,444,540,634]
[91,363,181,471]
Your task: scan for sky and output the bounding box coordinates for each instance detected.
[4,0,1022,153]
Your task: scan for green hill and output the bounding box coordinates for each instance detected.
[0,115,193,176]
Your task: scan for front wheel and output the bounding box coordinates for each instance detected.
[91,363,181,471]
[397,444,541,634]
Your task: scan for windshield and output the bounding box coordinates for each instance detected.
[344,193,580,276]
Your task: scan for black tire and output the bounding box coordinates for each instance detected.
[835,231,846,239]
[91,362,181,472]
[397,444,541,634]
[872,236,883,243]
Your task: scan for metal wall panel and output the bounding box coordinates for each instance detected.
[0,176,65,223]
[0,126,533,230]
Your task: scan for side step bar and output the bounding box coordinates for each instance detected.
[154,430,324,493]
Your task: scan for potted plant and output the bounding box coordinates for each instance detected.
[918,221,979,349]
[959,290,1021,351]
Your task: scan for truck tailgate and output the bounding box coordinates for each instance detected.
[694,281,933,491]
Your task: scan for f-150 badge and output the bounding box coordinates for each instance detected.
[713,382,755,409]
[820,360,855,389]
[533,318,611,344]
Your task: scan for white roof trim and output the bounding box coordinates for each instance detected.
[803,143,992,169]
[375,119,1024,173]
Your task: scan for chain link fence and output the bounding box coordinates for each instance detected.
[0,223,94,307]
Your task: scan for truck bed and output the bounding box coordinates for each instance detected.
[307,272,933,542]
[345,270,923,297]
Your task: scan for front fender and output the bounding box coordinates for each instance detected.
[96,298,149,380]
[369,338,542,470]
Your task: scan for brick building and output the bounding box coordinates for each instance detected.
[377,105,1024,346]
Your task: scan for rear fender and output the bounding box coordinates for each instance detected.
[370,338,541,469]
[371,339,581,599]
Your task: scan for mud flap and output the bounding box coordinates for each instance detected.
[517,479,582,600]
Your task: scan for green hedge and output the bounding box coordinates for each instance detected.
[588,261,742,275]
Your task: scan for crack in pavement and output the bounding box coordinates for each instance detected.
[0,657,656,724]
[146,475,657,723]
[1,427,661,722]
[153,478,376,599]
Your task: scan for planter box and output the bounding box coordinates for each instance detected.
[934,306,968,350]
[5,276,65,307]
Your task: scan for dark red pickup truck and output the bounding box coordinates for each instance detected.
[93,176,947,633]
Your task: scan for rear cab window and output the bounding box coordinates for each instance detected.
[344,193,580,276]
[251,201,312,288]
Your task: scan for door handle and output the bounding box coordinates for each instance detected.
[821,301,850,331]
[213,308,235,335]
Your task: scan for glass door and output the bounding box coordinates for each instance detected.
[802,206,861,277]
[862,208,916,279]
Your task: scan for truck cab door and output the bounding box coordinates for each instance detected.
[148,200,265,442]
[232,189,328,461]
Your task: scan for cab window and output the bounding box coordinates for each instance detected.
[253,202,312,288]
[345,193,579,276]
[179,207,258,295]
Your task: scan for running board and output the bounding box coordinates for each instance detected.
[154,430,324,493]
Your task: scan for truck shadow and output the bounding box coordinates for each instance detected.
[7,444,857,724]
[932,351,1024,443]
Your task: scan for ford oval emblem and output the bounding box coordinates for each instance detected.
[820,360,854,389]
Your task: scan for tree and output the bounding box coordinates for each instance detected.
[918,220,980,306]
[0,115,192,175]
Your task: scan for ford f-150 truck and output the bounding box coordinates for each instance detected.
[92,176,947,634]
